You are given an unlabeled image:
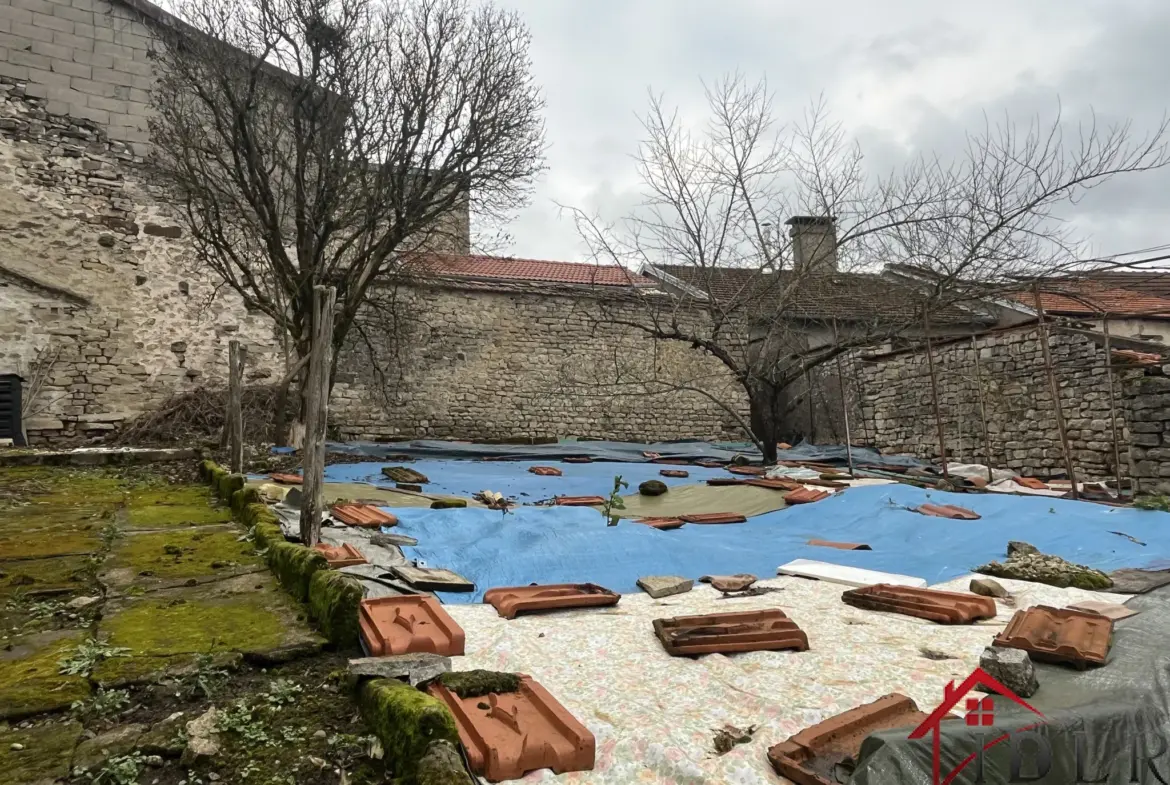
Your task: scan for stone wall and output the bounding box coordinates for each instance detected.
[332,282,750,442]
[860,327,1138,479]
[1123,366,1170,494]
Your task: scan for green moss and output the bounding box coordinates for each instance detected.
[98,596,290,664]
[105,527,259,585]
[0,526,102,560]
[308,570,363,649]
[216,473,246,502]
[382,467,429,484]
[267,541,328,601]
[127,485,216,508]
[435,670,520,698]
[201,460,226,485]
[0,720,83,785]
[0,553,94,599]
[125,501,232,529]
[430,499,467,509]
[231,486,263,515]
[359,678,460,784]
[416,740,474,785]
[253,522,286,550]
[0,629,92,719]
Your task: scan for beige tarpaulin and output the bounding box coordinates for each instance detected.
[611,482,790,520]
[247,480,486,508]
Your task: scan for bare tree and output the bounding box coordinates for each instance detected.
[569,75,1168,462]
[149,0,546,443]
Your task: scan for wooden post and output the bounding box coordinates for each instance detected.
[1102,317,1125,496]
[922,306,949,480]
[804,367,816,443]
[1032,283,1078,500]
[227,340,245,474]
[832,321,855,476]
[300,285,337,545]
[970,336,994,483]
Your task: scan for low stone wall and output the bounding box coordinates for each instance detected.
[860,327,1138,479]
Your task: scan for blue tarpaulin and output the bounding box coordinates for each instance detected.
[374,483,1170,603]
[325,460,732,501]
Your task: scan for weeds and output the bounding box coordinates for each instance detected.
[184,654,231,700]
[1134,495,1170,512]
[79,753,146,785]
[217,699,271,746]
[58,639,131,677]
[263,678,303,708]
[71,688,131,721]
[602,475,628,526]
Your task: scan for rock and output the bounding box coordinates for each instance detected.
[1007,541,1039,557]
[416,739,473,784]
[98,233,115,248]
[382,466,429,484]
[636,575,693,599]
[638,480,668,496]
[144,755,164,767]
[10,743,23,751]
[208,773,220,782]
[702,574,758,592]
[370,532,418,548]
[430,499,467,509]
[312,729,327,739]
[348,653,451,687]
[969,578,1009,599]
[137,712,186,753]
[179,707,220,766]
[976,551,1112,590]
[65,596,100,610]
[980,646,1039,698]
[72,723,146,772]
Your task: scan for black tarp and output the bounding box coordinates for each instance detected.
[850,587,1170,784]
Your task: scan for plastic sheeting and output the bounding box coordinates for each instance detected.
[322,438,928,469]
[851,586,1170,785]
[380,483,1170,603]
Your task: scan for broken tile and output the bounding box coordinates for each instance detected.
[916,503,981,520]
[678,512,747,525]
[700,574,757,592]
[554,495,606,506]
[268,473,303,485]
[1066,600,1140,621]
[332,504,398,528]
[381,466,429,484]
[312,542,368,568]
[993,605,1112,668]
[426,674,595,781]
[659,469,690,478]
[528,466,563,476]
[767,694,930,785]
[807,539,871,551]
[358,596,466,657]
[653,609,809,656]
[784,487,832,504]
[348,653,451,686]
[391,565,474,592]
[636,576,693,599]
[633,516,686,530]
[484,583,620,618]
[841,584,997,624]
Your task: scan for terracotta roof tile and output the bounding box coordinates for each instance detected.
[1013,280,1170,318]
[422,253,656,287]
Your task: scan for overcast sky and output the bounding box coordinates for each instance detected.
[491,0,1170,265]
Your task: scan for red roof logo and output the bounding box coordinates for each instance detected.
[909,667,1046,785]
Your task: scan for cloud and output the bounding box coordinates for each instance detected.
[491,0,1170,265]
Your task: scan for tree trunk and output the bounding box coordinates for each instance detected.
[300,286,336,546]
[747,381,785,464]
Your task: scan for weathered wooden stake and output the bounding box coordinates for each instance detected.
[970,336,994,483]
[300,285,337,546]
[1102,317,1125,496]
[922,306,949,480]
[831,321,854,476]
[227,340,245,474]
[1032,283,1078,500]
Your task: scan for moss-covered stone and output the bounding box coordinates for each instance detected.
[104,527,260,589]
[638,480,668,496]
[0,629,92,719]
[359,678,460,784]
[0,720,83,785]
[125,501,231,530]
[267,541,328,601]
[253,521,286,550]
[231,486,263,515]
[430,499,467,509]
[435,670,520,698]
[0,526,102,560]
[201,460,226,486]
[417,739,474,785]
[216,473,247,503]
[0,553,93,600]
[382,466,429,484]
[308,569,363,649]
[977,551,1112,590]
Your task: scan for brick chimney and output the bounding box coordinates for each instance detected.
[786,216,837,273]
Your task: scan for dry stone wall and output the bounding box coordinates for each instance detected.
[332,283,750,443]
[860,327,1136,479]
[1123,367,1170,494]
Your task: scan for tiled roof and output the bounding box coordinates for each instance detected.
[1086,270,1170,300]
[650,265,983,325]
[422,254,655,288]
[1012,280,1170,318]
